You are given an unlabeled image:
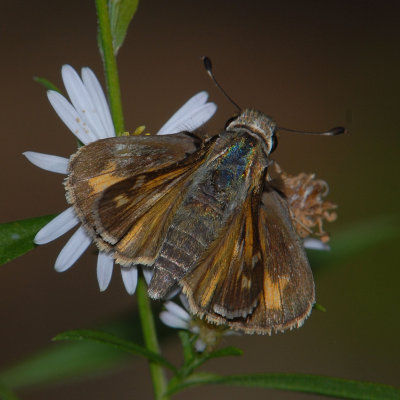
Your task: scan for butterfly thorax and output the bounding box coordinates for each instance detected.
[225,109,276,156]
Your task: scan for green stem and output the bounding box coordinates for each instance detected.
[137,277,168,400]
[95,2,168,398]
[95,0,124,135]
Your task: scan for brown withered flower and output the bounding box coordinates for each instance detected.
[272,162,337,243]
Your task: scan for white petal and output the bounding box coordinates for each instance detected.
[159,103,217,135]
[23,152,69,174]
[165,286,181,300]
[97,252,114,291]
[157,92,209,135]
[142,268,153,285]
[121,267,138,295]
[164,301,190,321]
[47,90,96,144]
[35,207,79,244]
[194,339,206,352]
[179,293,190,312]
[159,311,189,329]
[81,67,115,138]
[304,238,331,251]
[158,93,217,135]
[62,65,107,141]
[55,226,91,272]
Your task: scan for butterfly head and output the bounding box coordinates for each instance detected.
[225,109,277,155]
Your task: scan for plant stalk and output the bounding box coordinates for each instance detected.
[95,1,168,398]
[95,0,124,135]
[137,277,168,399]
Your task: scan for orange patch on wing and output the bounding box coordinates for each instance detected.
[145,167,189,189]
[87,161,126,193]
[117,216,149,250]
[113,174,190,265]
[199,266,226,309]
[263,273,289,310]
[198,224,243,309]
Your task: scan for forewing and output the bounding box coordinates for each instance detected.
[236,188,315,334]
[181,187,315,335]
[66,133,207,264]
[180,193,264,320]
[95,157,207,265]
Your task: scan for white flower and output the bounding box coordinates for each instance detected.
[24,65,217,295]
[160,294,233,352]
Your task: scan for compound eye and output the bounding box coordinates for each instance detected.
[270,135,278,153]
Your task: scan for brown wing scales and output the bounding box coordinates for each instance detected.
[66,133,209,264]
[181,194,264,320]
[95,164,198,265]
[181,187,315,334]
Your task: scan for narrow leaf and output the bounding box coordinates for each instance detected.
[205,346,243,360]
[33,77,61,92]
[54,329,176,372]
[178,346,243,381]
[168,372,400,399]
[108,0,139,54]
[0,215,56,265]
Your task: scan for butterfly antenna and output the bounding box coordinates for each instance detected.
[276,126,346,136]
[202,56,241,111]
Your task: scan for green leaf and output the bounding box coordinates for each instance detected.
[0,215,56,265]
[178,332,242,366]
[108,0,139,55]
[0,383,19,400]
[176,345,243,383]
[33,77,61,92]
[205,346,243,359]
[308,214,400,272]
[54,329,176,372]
[168,372,400,399]
[190,346,243,373]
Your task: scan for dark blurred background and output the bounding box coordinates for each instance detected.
[1,0,399,399]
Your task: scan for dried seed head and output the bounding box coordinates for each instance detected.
[273,163,338,242]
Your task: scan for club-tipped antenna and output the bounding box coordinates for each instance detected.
[276,126,346,136]
[202,56,241,111]
[202,56,346,136]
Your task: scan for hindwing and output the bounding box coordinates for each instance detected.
[180,186,315,334]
